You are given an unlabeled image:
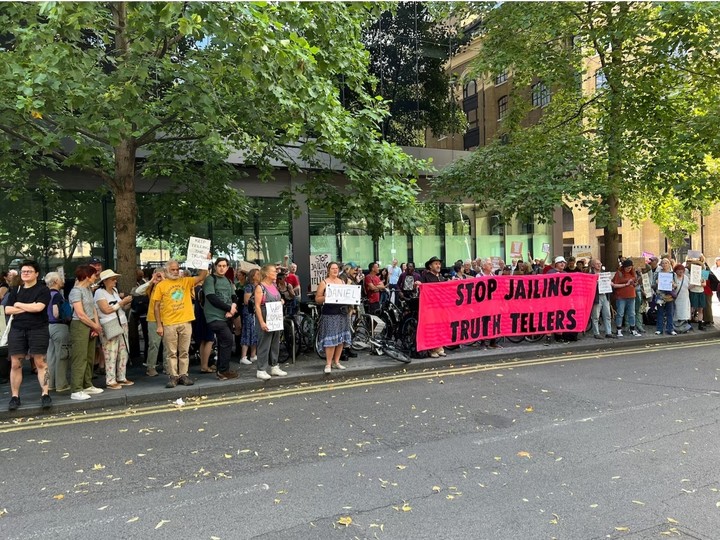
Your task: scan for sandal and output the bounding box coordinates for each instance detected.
[117,380,134,386]
[200,366,217,373]
[106,383,122,390]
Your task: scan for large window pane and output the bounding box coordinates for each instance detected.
[341,216,373,267]
[476,211,505,258]
[413,203,442,267]
[378,232,408,268]
[309,208,338,261]
[445,204,473,264]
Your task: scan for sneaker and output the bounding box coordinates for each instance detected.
[239,357,252,365]
[616,330,624,337]
[270,366,287,376]
[438,350,447,356]
[655,331,662,335]
[631,330,642,337]
[84,386,104,395]
[429,352,440,358]
[146,368,159,377]
[605,334,617,339]
[165,377,177,388]
[70,391,91,401]
[8,396,20,411]
[256,370,271,381]
[41,394,52,409]
[217,371,239,380]
[249,356,258,362]
[669,331,677,336]
[323,366,331,374]
[178,374,194,386]
[594,334,603,339]
[332,363,346,370]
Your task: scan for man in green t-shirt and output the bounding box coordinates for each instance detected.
[203,257,239,380]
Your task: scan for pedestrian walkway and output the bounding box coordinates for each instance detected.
[2,322,718,421]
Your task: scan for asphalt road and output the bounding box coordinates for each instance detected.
[1,338,720,540]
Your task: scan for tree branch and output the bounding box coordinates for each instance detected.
[136,113,179,146]
[142,135,201,145]
[0,124,113,182]
[544,91,606,132]
[42,115,111,146]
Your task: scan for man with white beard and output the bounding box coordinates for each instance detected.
[152,255,211,388]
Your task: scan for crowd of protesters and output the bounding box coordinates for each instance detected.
[1,251,718,411]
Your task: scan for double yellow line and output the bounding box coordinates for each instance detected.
[1,339,717,434]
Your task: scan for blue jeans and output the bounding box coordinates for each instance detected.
[656,300,675,333]
[615,297,636,329]
[591,295,612,336]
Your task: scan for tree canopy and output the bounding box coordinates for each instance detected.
[0,1,425,288]
[435,1,720,262]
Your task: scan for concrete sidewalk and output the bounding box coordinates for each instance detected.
[2,322,718,421]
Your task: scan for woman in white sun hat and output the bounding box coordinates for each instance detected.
[94,269,133,389]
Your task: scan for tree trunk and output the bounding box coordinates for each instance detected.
[603,193,620,270]
[113,138,138,293]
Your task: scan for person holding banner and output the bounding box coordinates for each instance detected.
[686,256,706,330]
[152,255,212,388]
[673,264,691,332]
[421,256,447,357]
[315,262,352,374]
[254,264,287,381]
[653,258,677,335]
[611,259,642,337]
[589,259,615,339]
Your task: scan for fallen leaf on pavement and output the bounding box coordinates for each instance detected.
[53,494,64,500]
[155,519,170,529]
[517,451,532,459]
[337,516,352,527]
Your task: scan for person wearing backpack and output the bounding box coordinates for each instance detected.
[45,272,72,393]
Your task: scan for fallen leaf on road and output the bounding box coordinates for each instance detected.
[525,406,534,412]
[396,465,406,470]
[517,451,532,459]
[407,454,417,459]
[432,486,441,493]
[53,494,64,500]
[632,500,645,505]
[126,517,139,523]
[155,519,170,529]
[615,526,629,531]
[92,464,105,470]
[224,454,232,459]
[667,517,678,524]
[337,516,352,527]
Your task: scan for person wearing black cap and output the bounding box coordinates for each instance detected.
[421,257,446,358]
[611,259,641,337]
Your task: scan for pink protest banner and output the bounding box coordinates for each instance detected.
[416,273,598,351]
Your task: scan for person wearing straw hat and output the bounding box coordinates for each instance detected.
[94,269,133,390]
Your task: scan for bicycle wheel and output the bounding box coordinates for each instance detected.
[505,334,525,343]
[382,342,411,363]
[296,313,315,353]
[315,317,325,358]
[399,317,418,354]
[524,333,545,343]
[351,316,371,350]
[279,317,296,364]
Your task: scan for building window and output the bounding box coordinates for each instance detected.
[497,95,508,120]
[531,83,550,107]
[595,69,607,91]
[463,80,477,98]
[494,70,508,85]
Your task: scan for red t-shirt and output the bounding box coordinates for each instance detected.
[364,274,381,304]
[286,273,299,290]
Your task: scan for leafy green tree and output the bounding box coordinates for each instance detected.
[435,1,720,264]
[0,2,424,290]
[362,1,466,145]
